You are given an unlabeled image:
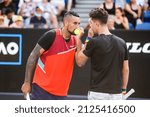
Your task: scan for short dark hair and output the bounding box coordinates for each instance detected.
[5,8,14,15]
[64,11,80,18]
[116,7,125,17]
[89,8,108,24]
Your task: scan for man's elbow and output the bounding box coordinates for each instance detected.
[75,51,88,67]
[76,60,85,67]
[76,56,87,67]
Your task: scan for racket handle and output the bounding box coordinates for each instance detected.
[26,93,30,100]
[123,88,135,100]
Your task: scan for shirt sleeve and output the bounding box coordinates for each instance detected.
[38,29,56,51]
[124,42,129,60]
[83,39,95,57]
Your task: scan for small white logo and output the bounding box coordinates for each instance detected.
[69,45,75,48]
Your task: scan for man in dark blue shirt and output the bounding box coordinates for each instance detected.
[30,6,47,28]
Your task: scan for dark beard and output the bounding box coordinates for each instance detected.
[67,29,76,35]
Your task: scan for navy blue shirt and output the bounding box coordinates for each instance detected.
[30,16,47,28]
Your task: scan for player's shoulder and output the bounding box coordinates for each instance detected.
[112,34,126,44]
[45,29,56,35]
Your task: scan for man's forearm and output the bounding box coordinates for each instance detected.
[76,38,82,52]
[122,60,129,90]
[75,36,82,64]
[75,39,89,67]
[24,44,43,84]
[122,68,129,89]
[24,55,38,83]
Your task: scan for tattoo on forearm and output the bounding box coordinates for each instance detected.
[24,44,42,83]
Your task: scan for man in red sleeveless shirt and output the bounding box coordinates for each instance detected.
[21,11,83,100]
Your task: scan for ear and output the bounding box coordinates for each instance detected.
[66,21,69,26]
[95,21,100,27]
[64,19,69,27]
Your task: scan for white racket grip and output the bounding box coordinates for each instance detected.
[123,88,135,100]
[26,93,30,100]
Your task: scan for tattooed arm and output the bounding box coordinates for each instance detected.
[21,44,45,97]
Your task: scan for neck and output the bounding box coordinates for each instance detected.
[4,1,9,6]
[37,17,41,20]
[62,28,71,40]
[97,25,111,35]
[106,1,112,4]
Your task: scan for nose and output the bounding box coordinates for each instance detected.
[75,25,79,30]
[77,23,80,27]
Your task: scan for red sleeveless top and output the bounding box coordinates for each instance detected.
[33,29,76,96]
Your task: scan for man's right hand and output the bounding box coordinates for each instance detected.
[88,28,94,37]
[21,82,31,98]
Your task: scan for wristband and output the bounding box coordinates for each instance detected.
[122,88,127,94]
[85,36,92,43]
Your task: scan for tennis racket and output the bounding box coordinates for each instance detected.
[122,88,135,100]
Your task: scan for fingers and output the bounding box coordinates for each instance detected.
[88,28,94,37]
[21,82,31,99]
[122,88,127,95]
[84,23,90,30]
